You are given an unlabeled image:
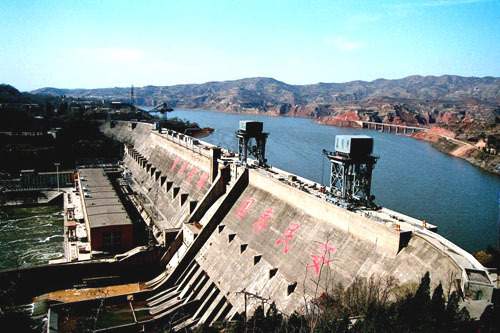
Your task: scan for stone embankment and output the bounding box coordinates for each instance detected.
[0,189,64,207]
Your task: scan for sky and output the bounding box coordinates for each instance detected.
[1,0,499,91]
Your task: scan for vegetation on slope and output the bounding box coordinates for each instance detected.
[189,273,499,333]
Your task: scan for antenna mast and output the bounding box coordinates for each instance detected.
[130,85,135,111]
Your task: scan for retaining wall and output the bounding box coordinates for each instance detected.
[0,247,164,303]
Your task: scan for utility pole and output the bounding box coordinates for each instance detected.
[236,290,270,332]
[54,162,60,191]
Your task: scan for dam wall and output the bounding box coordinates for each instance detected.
[65,120,495,330]
[104,122,215,237]
[182,166,465,320]
[249,169,402,257]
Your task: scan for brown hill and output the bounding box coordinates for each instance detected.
[31,75,500,126]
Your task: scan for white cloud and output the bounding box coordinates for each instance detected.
[325,36,364,52]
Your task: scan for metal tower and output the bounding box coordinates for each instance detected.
[236,121,269,167]
[130,85,135,111]
[323,135,378,209]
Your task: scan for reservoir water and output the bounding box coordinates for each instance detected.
[154,109,500,253]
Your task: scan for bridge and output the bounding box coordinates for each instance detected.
[357,121,429,133]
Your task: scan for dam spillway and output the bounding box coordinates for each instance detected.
[38,120,495,331]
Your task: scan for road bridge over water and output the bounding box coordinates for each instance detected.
[358,121,428,133]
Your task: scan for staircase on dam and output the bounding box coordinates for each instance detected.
[44,120,495,331]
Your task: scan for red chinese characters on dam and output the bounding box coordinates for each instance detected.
[171,157,180,171]
[186,166,197,184]
[178,161,188,175]
[307,241,336,276]
[169,156,208,190]
[253,207,274,233]
[235,197,255,221]
[275,222,300,254]
[196,172,209,190]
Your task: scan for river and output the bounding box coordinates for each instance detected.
[0,205,63,270]
[154,109,500,253]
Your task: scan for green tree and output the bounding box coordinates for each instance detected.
[264,302,284,333]
[479,303,500,332]
[58,101,68,115]
[286,312,308,333]
[430,283,446,331]
[248,305,265,332]
[316,314,350,333]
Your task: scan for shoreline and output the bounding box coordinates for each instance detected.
[169,108,500,177]
[407,128,500,176]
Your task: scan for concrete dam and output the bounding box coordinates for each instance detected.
[2,120,493,331]
[81,120,492,330]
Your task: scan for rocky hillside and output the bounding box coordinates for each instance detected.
[31,75,500,174]
[32,75,500,125]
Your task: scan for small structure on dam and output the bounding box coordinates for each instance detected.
[236,120,269,167]
[323,135,378,209]
[0,120,495,332]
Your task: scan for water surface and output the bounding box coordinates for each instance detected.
[0,205,64,270]
[155,109,500,253]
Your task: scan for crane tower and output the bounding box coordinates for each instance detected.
[236,121,269,167]
[323,135,378,209]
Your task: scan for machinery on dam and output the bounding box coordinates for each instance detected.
[323,135,378,209]
[0,120,495,332]
[236,120,269,167]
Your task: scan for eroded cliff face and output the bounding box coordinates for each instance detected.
[313,98,498,127]
[404,122,500,175]
[429,138,500,175]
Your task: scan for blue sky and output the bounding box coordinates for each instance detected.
[1,0,499,91]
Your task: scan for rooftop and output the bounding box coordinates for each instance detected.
[79,168,131,228]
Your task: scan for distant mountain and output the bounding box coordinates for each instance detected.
[0,84,23,103]
[0,84,22,96]
[31,87,88,96]
[31,75,500,124]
